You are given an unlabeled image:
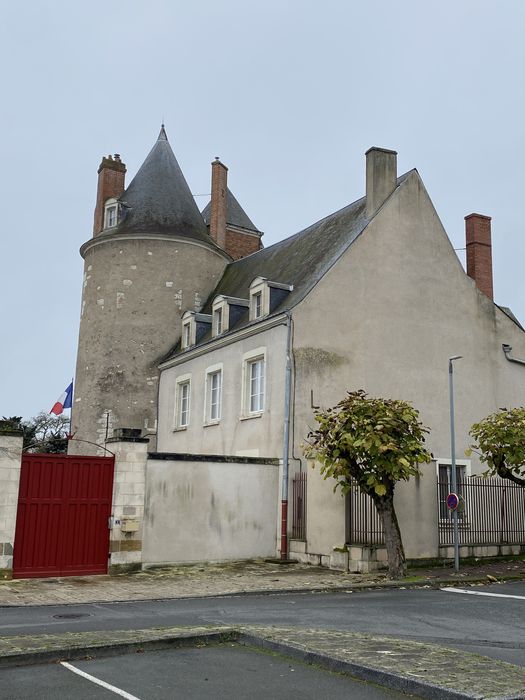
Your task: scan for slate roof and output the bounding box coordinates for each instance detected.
[201,188,261,233]
[114,127,212,244]
[161,172,413,363]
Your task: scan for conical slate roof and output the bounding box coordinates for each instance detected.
[115,127,211,243]
[202,188,261,233]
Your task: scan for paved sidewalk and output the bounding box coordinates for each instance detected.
[1,558,524,607]
[1,625,525,699]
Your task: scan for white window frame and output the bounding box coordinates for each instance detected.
[174,374,191,429]
[181,312,196,349]
[241,347,266,418]
[104,198,119,229]
[436,459,471,522]
[249,278,269,321]
[204,363,223,424]
[214,307,223,336]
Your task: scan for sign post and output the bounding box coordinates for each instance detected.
[448,356,462,574]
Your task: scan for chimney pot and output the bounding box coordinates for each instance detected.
[465,213,493,300]
[365,147,397,218]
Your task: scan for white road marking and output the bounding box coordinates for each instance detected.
[442,587,525,600]
[60,662,142,699]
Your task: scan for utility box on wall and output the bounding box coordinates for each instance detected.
[120,519,139,533]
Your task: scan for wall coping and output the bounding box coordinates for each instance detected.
[148,452,280,466]
[0,425,23,437]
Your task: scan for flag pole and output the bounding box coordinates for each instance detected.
[69,377,73,439]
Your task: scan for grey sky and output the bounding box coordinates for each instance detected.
[1,0,524,418]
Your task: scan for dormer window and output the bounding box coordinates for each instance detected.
[249,277,293,320]
[180,310,212,349]
[249,278,268,321]
[104,198,119,229]
[211,295,249,337]
[181,311,195,349]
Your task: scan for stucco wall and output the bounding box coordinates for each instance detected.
[0,433,23,576]
[292,170,525,559]
[157,323,288,457]
[71,236,228,455]
[142,456,280,564]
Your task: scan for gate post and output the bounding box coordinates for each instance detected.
[106,432,149,574]
[0,426,23,579]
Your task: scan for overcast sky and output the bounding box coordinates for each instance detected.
[1,1,524,418]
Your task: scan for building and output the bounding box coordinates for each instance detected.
[69,132,525,570]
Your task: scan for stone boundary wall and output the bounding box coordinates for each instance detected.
[106,437,149,571]
[0,431,23,578]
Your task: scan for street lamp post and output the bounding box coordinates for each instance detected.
[448,355,462,574]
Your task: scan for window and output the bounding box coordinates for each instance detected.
[104,199,119,229]
[437,460,470,521]
[248,358,264,412]
[207,370,222,422]
[214,307,223,336]
[176,380,190,428]
[241,348,266,418]
[182,322,191,349]
[252,291,262,319]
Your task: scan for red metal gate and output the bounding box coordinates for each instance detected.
[13,453,114,578]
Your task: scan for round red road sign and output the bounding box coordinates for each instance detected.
[446,492,460,510]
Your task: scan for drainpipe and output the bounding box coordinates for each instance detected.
[280,312,293,560]
[502,344,525,366]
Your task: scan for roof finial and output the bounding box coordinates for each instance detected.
[158,123,168,141]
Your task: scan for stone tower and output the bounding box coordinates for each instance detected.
[70,127,231,453]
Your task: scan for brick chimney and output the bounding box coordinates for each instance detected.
[465,213,493,300]
[365,147,397,219]
[93,154,126,235]
[209,158,228,249]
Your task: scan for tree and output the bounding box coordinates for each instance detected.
[468,407,525,487]
[305,390,432,579]
[2,412,69,453]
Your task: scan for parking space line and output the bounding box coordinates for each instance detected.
[442,587,525,600]
[60,662,142,699]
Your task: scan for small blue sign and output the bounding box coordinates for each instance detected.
[447,493,460,511]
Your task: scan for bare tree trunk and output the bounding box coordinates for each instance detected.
[373,490,406,579]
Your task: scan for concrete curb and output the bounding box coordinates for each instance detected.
[239,633,524,700]
[0,629,237,669]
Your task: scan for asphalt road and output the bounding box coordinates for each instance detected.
[2,582,524,667]
[0,645,416,699]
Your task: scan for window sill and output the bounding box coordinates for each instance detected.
[203,420,220,428]
[173,426,188,432]
[240,412,264,421]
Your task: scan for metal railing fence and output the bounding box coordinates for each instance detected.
[291,472,307,540]
[346,481,385,545]
[438,476,525,546]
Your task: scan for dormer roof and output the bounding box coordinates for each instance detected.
[114,127,211,243]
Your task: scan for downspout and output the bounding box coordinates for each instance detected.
[280,311,293,560]
[502,344,525,366]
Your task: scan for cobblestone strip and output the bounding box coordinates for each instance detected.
[240,626,525,700]
[1,564,524,607]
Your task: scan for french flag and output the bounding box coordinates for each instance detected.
[50,382,73,416]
